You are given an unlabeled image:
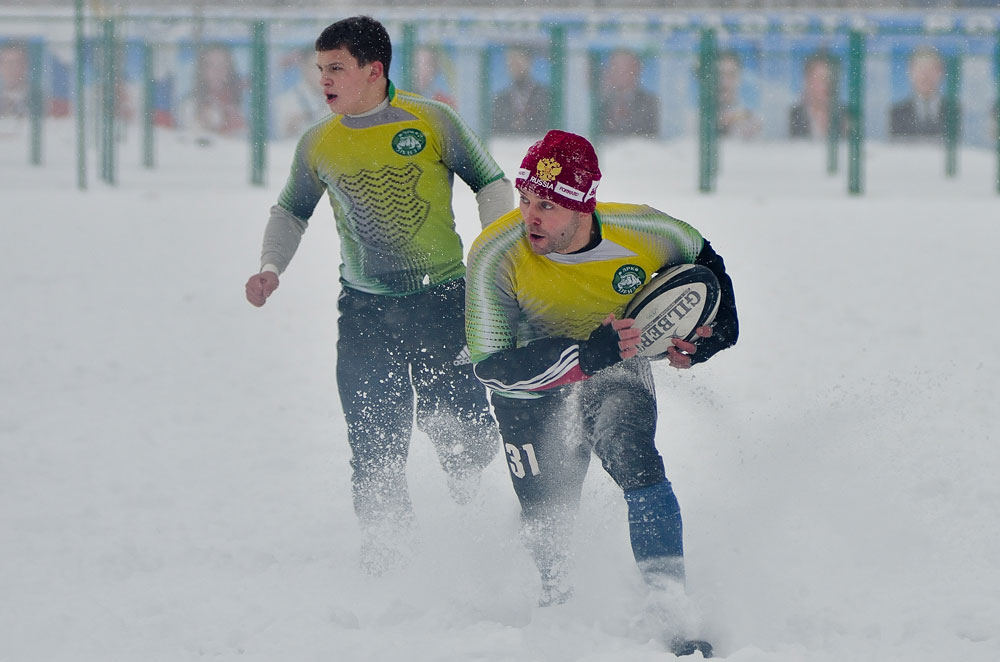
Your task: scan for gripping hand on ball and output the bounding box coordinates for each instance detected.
[578,314,642,375]
[666,325,712,369]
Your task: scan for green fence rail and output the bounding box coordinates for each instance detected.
[3,8,999,195]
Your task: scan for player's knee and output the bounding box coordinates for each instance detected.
[591,389,656,439]
[603,453,666,491]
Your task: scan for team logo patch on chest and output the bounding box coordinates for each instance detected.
[612,264,646,295]
[392,128,426,156]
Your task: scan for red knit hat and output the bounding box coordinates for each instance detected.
[515,130,601,213]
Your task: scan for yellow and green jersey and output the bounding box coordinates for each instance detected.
[266,82,505,295]
[465,202,707,397]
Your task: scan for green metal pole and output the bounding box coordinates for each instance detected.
[708,47,719,183]
[943,55,960,178]
[847,30,864,196]
[698,28,718,193]
[826,53,841,176]
[588,49,602,143]
[142,41,155,169]
[75,0,87,190]
[249,20,269,187]
[479,46,492,140]
[549,24,566,129]
[101,17,116,186]
[400,23,416,91]
[27,40,44,166]
[994,31,999,194]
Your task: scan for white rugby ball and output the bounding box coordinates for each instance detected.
[623,263,721,360]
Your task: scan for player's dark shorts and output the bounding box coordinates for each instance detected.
[489,359,666,520]
[336,279,498,524]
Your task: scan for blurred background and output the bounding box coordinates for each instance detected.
[3,1,998,8]
[0,1,997,192]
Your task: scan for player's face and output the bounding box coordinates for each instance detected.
[316,48,382,115]
[518,188,592,255]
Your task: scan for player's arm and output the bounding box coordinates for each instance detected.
[432,103,515,227]
[465,229,638,391]
[474,178,515,228]
[637,208,737,367]
[245,132,326,307]
[464,226,583,391]
[671,238,738,366]
[471,316,640,393]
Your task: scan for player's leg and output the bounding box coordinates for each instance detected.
[584,361,684,585]
[409,280,499,502]
[336,288,416,571]
[491,392,591,605]
[585,361,712,657]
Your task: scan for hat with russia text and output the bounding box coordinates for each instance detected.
[515,130,601,213]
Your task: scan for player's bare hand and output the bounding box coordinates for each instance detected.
[245,271,279,307]
[666,325,712,369]
[603,314,641,360]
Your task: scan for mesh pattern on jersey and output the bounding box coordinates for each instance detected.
[397,91,504,191]
[336,163,429,250]
[598,206,702,264]
[466,220,524,363]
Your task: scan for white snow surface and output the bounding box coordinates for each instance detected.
[2,129,999,661]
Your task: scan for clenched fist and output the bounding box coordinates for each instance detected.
[245,271,279,307]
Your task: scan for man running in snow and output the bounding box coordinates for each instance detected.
[465,130,737,656]
[245,16,513,573]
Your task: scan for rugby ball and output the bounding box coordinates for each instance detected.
[623,263,720,360]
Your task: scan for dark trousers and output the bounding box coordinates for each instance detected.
[336,279,498,528]
[490,359,670,581]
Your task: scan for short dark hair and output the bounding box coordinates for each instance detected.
[315,16,392,77]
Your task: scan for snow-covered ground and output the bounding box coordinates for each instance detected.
[1,125,998,661]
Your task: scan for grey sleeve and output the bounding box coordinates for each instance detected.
[260,204,308,274]
[430,101,506,194]
[260,130,327,273]
[475,177,515,229]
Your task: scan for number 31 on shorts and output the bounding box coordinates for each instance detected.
[505,443,540,478]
